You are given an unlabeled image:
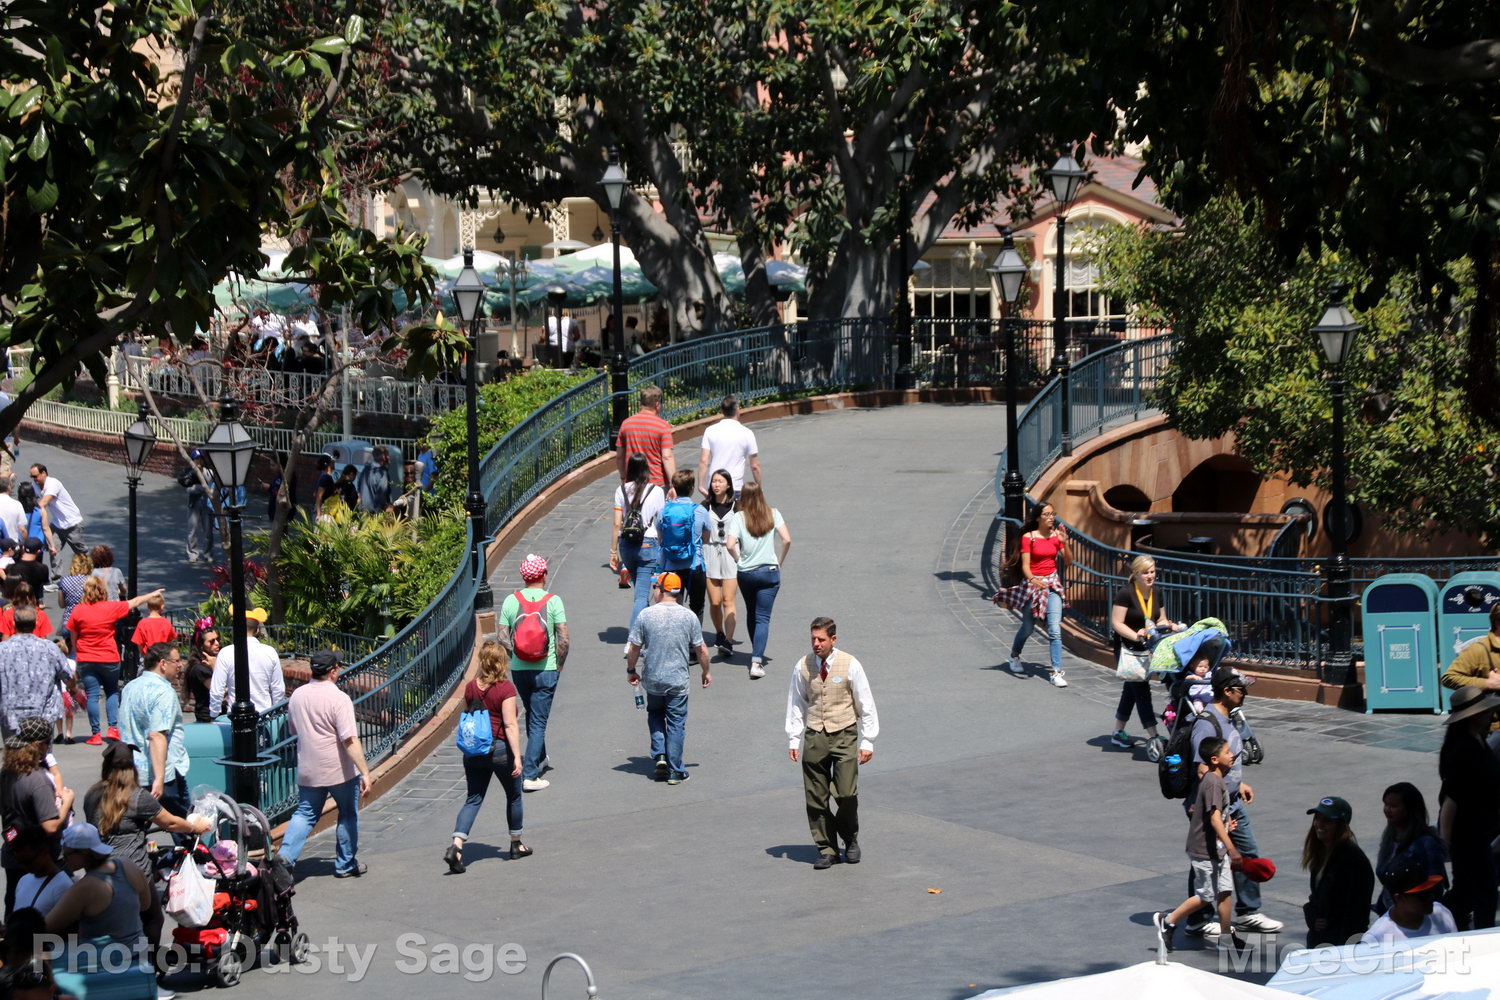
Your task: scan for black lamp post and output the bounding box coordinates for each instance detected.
[600,148,631,446]
[121,401,155,682]
[1312,282,1360,683]
[988,229,1029,546]
[1047,150,1086,456]
[888,134,917,391]
[200,397,259,806]
[453,248,494,611]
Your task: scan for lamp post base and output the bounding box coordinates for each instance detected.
[894,366,916,392]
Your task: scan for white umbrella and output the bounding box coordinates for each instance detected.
[970,961,1302,1000]
[1268,928,1500,1000]
[543,239,590,252]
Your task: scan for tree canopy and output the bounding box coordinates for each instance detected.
[0,0,434,441]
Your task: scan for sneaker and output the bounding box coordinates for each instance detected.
[1185,920,1219,938]
[843,840,861,864]
[1049,671,1068,688]
[1007,656,1025,674]
[1152,911,1175,953]
[1215,932,1250,952]
[653,754,669,780]
[106,727,120,741]
[1233,912,1284,933]
[334,862,368,879]
[1109,730,1132,748]
[666,771,689,785]
[812,852,839,870]
[522,778,550,792]
[748,661,765,679]
[1145,736,1166,762]
[84,734,103,746]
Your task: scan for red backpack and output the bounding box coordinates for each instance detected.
[512,591,555,663]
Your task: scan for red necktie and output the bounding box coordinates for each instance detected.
[819,659,828,681]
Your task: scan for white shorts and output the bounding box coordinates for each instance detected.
[1191,856,1233,902]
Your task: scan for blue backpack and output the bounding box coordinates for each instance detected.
[658,499,698,565]
[455,685,493,756]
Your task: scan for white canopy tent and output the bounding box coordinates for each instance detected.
[1268,928,1500,1000]
[967,961,1302,1000]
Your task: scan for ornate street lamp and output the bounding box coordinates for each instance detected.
[121,401,156,681]
[200,397,260,805]
[989,229,1029,559]
[1312,282,1360,682]
[1047,150,1086,455]
[600,148,631,444]
[888,134,917,390]
[453,248,494,611]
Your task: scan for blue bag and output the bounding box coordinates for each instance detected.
[658,498,698,565]
[455,695,493,756]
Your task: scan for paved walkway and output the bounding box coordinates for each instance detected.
[44,404,1443,999]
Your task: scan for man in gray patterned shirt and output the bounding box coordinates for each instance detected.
[0,607,68,738]
[626,572,711,785]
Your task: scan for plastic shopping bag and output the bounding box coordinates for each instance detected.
[165,848,215,929]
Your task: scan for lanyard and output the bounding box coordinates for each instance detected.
[1134,584,1153,623]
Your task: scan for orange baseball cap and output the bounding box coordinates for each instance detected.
[656,572,683,592]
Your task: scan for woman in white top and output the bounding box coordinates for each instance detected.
[725,482,791,679]
[609,453,665,630]
[700,469,741,655]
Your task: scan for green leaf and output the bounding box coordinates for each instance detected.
[27,125,49,161]
[26,179,58,213]
[309,36,349,56]
[344,14,365,45]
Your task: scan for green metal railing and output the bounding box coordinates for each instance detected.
[251,318,891,822]
[992,333,1491,672]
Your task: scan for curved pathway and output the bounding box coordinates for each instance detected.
[156,404,1439,999]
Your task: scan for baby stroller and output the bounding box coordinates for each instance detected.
[168,790,308,987]
[1149,618,1263,766]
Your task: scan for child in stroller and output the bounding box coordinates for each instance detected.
[1153,626,1263,766]
[168,793,308,988]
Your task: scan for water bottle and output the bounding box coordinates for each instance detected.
[633,686,645,710]
[1164,753,1182,775]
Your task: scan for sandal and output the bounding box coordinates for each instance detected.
[443,844,466,874]
[509,842,534,860]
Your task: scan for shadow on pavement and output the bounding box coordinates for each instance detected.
[763,844,823,866]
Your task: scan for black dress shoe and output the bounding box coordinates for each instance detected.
[843,840,861,864]
[813,852,839,870]
[334,862,368,878]
[444,845,465,874]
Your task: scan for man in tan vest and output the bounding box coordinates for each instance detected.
[786,616,880,870]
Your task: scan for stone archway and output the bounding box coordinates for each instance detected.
[1172,454,1261,513]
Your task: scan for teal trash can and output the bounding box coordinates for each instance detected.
[182,720,233,795]
[1361,573,1441,714]
[1438,571,1500,671]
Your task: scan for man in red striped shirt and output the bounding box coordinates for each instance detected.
[616,384,676,486]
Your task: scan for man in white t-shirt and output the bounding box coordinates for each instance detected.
[1361,863,1457,945]
[697,395,761,495]
[29,464,84,569]
[0,473,25,544]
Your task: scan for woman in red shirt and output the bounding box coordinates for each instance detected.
[1006,501,1071,687]
[0,582,54,639]
[66,576,163,745]
[443,640,526,874]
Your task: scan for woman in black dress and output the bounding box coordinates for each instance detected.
[1438,687,1500,929]
[1107,554,1176,758]
[1301,795,1375,947]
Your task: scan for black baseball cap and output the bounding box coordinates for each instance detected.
[21,537,43,554]
[310,649,342,676]
[1211,667,1256,694]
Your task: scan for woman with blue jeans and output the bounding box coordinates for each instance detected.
[1003,502,1070,688]
[610,453,665,630]
[726,483,792,680]
[445,641,529,874]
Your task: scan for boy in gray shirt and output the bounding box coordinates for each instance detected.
[626,572,711,785]
[1153,737,1245,954]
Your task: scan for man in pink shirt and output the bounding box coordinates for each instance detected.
[276,649,372,879]
[616,384,676,487]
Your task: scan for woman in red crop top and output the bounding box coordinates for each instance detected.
[1006,502,1070,687]
[444,640,528,874]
